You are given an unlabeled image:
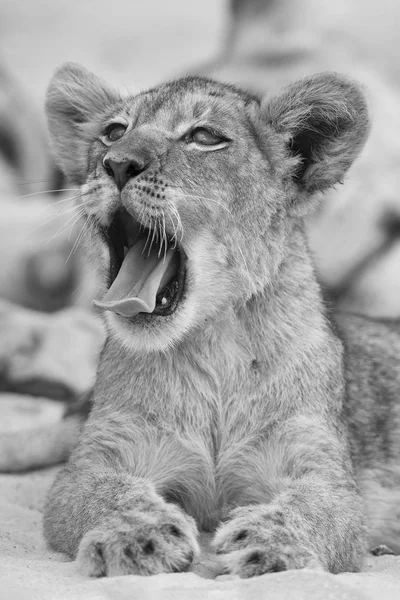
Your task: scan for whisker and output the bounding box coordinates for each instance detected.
[144,215,152,254]
[66,215,94,263]
[17,188,80,199]
[238,246,249,274]
[26,185,97,237]
[155,213,160,245]
[66,224,86,264]
[169,201,184,244]
[148,217,158,256]
[171,184,232,215]
[205,198,232,214]
[163,211,167,262]
[156,210,164,260]
[186,193,232,214]
[17,179,55,185]
[157,212,163,259]
[50,186,96,205]
[53,202,85,217]
[168,205,179,249]
[26,203,84,235]
[45,210,86,244]
[139,202,146,235]
[50,194,81,206]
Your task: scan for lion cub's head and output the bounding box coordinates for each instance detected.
[46,64,369,352]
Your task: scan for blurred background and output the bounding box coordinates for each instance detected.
[0,0,225,104]
[2,0,400,469]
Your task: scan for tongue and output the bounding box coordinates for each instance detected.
[93,238,179,317]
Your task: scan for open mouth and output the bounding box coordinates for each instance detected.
[93,207,186,318]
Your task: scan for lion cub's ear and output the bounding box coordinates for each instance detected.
[262,72,370,201]
[46,63,120,184]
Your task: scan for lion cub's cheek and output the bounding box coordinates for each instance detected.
[80,179,120,228]
[185,236,237,309]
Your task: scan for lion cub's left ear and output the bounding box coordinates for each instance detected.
[46,63,120,184]
[262,72,370,201]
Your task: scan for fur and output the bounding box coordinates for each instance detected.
[43,64,399,579]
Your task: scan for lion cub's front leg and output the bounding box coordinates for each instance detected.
[76,486,198,577]
[43,419,199,576]
[214,416,366,577]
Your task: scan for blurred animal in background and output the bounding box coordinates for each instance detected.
[0,65,55,198]
[0,65,98,312]
[0,300,103,471]
[199,0,400,317]
[0,65,104,472]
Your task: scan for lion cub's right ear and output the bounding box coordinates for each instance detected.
[46,63,120,184]
[261,72,370,211]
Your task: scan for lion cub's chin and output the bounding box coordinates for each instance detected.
[104,297,197,354]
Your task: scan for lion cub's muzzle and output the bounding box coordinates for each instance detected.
[93,208,186,318]
[103,156,148,191]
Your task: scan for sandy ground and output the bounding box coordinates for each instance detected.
[1,466,400,600]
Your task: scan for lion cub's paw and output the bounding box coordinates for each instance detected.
[213,505,322,578]
[77,504,199,577]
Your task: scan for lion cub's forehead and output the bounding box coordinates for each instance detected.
[123,76,259,133]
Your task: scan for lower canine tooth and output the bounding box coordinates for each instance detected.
[161,297,167,306]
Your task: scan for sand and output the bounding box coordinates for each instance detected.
[1,466,400,600]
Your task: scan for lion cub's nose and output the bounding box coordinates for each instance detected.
[103,157,148,190]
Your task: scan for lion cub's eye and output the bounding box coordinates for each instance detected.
[188,127,229,149]
[102,122,128,145]
[191,128,223,145]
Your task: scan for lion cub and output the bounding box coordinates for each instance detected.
[43,63,400,578]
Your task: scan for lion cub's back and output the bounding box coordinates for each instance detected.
[334,311,400,467]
